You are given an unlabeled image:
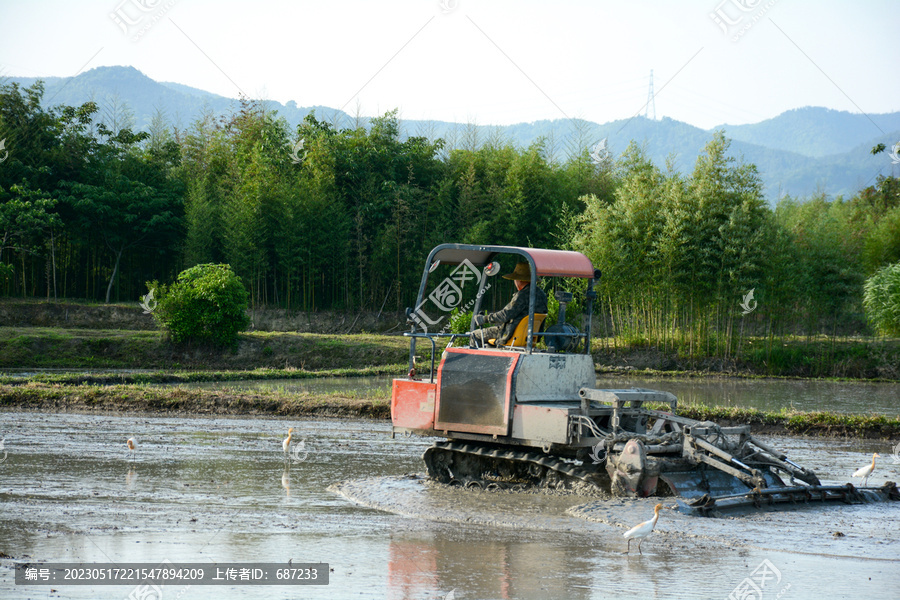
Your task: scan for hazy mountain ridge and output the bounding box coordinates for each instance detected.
[7,65,899,201]
[716,107,900,158]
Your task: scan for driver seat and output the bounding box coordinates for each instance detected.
[489,314,547,347]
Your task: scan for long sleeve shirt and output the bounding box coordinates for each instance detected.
[486,285,549,343]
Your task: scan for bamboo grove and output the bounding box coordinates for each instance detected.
[2,81,899,353]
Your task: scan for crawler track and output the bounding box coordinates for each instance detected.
[423,440,608,492]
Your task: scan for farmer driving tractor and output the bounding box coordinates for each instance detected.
[470,262,548,347]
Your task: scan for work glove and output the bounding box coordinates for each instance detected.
[474,313,486,327]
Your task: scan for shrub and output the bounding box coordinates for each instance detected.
[863,261,900,336]
[448,307,473,334]
[148,264,250,348]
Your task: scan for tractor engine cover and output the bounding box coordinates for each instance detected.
[434,348,520,436]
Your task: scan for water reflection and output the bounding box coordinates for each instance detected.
[619,551,686,600]
[125,466,138,488]
[594,375,900,415]
[386,534,593,600]
[282,464,291,497]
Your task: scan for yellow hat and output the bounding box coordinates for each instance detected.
[502,262,532,281]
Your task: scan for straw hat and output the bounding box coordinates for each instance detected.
[502,262,532,281]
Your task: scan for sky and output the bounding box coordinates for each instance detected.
[1,0,897,130]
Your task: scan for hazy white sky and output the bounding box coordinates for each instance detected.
[1,0,897,129]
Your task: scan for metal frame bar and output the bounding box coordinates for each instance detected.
[406,245,598,371]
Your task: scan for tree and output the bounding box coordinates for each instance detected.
[151,263,250,347]
[61,138,183,303]
[863,262,900,336]
[0,185,59,289]
[0,81,88,295]
[775,196,865,331]
[863,206,900,274]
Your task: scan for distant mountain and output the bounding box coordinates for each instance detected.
[497,115,899,201]
[716,107,900,158]
[8,65,900,202]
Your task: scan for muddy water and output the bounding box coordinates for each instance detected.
[592,375,900,416]
[173,374,900,415]
[1,412,898,600]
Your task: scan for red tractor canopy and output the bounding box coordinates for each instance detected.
[424,245,596,279]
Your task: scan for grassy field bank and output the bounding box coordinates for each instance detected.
[0,327,419,371]
[2,302,898,439]
[591,338,900,380]
[2,382,898,439]
[0,382,390,419]
[3,299,899,378]
[3,326,900,380]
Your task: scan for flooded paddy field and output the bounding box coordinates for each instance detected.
[1,411,898,599]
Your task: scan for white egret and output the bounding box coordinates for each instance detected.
[852,452,880,486]
[282,427,294,459]
[623,503,663,555]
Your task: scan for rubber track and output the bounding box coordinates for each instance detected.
[424,440,603,485]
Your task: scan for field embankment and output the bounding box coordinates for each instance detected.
[0,327,417,371]
[3,299,899,378]
[2,299,899,437]
[592,340,900,380]
[3,325,899,381]
[0,382,390,419]
[2,382,898,439]
[0,298,406,333]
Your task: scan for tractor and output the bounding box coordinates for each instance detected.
[390,244,899,515]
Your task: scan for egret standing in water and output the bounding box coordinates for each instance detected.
[852,452,880,486]
[126,437,137,462]
[624,503,663,555]
[282,427,294,461]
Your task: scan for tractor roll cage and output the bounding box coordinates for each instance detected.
[405,244,600,377]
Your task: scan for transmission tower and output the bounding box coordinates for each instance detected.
[645,70,656,120]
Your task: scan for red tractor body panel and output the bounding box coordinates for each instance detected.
[391,379,437,431]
